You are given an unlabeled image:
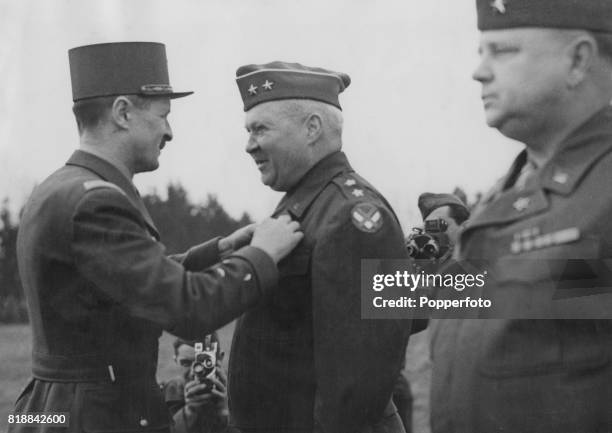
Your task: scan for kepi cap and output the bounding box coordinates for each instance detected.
[236,61,351,111]
[69,42,193,102]
[418,193,469,220]
[477,0,612,33]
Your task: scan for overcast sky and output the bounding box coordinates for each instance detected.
[0,0,522,231]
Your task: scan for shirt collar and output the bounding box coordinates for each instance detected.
[538,106,612,195]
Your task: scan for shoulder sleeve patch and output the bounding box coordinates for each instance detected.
[83,180,127,196]
[351,202,383,233]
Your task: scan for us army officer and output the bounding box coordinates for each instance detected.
[430,2,612,432]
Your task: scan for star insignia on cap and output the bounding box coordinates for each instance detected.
[490,0,507,14]
[344,179,357,187]
[262,80,274,91]
[248,84,258,95]
[352,189,364,197]
[512,197,530,212]
[351,203,383,233]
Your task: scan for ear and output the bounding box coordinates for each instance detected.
[567,34,597,88]
[304,112,323,144]
[110,96,133,130]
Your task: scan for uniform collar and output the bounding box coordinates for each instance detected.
[79,146,133,181]
[464,106,612,233]
[273,151,353,219]
[539,106,612,195]
[66,150,159,237]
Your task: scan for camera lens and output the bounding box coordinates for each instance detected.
[423,242,438,257]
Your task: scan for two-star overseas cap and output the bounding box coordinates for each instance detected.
[477,0,612,32]
[235,61,351,111]
[69,42,193,102]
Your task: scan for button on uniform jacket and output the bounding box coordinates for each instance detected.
[229,152,411,433]
[430,107,612,433]
[11,150,278,433]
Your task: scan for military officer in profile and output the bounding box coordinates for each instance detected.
[430,1,612,432]
[10,42,302,433]
[228,62,411,433]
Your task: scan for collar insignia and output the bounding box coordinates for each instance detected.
[512,196,530,212]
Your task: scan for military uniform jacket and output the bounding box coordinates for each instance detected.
[11,150,278,433]
[430,107,612,433]
[228,152,411,433]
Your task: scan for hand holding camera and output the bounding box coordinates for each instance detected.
[406,218,451,260]
[191,337,218,391]
[183,368,228,418]
[184,336,228,419]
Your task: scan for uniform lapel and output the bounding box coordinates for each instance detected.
[463,106,612,237]
[66,150,160,239]
[272,152,352,220]
[463,150,548,232]
[465,187,549,232]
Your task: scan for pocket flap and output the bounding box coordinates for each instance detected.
[81,383,170,432]
[278,248,311,278]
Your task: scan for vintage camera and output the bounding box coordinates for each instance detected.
[191,335,217,391]
[406,218,451,260]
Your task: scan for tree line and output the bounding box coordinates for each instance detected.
[0,183,252,324]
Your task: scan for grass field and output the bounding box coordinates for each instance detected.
[0,324,31,427]
[0,322,236,432]
[0,322,430,433]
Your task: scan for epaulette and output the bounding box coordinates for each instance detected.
[333,174,384,233]
[83,180,127,197]
[332,174,374,201]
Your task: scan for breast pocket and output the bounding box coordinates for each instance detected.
[278,247,311,279]
[477,319,610,379]
[481,237,606,317]
[274,247,312,311]
[476,237,612,377]
[492,236,600,281]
